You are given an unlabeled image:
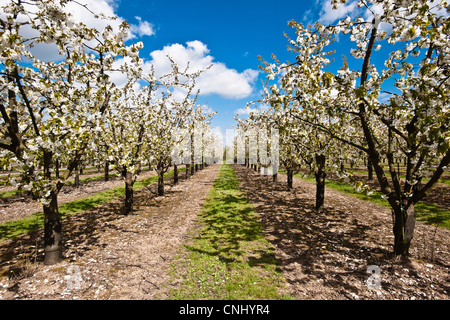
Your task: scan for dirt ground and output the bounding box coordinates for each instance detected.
[0,163,448,300]
[0,164,219,300]
[0,170,160,224]
[234,165,449,300]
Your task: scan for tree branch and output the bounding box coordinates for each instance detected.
[14,69,40,136]
[410,150,450,204]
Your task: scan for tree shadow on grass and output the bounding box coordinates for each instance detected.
[187,194,260,263]
[184,167,279,272]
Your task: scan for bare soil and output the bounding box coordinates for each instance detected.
[0,170,158,224]
[0,163,448,300]
[234,165,449,300]
[0,165,219,300]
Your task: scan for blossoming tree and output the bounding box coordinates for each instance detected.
[0,0,142,264]
[256,0,449,256]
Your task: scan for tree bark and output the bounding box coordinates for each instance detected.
[123,166,133,215]
[158,169,164,196]
[368,158,374,180]
[315,154,326,210]
[392,204,416,256]
[104,161,110,182]
[43,190,63,265]
[42,150,63,265]
[287,169,293,189]
[74,164,80,187]
[174,164,178,185]
[55,159,60,180]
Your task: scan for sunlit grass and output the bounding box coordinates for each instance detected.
[168,164,292,300]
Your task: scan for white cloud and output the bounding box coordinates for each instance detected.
[317,0,360,25]
[129,16,156,38]
[303,9,314,26]
[235,107,257,116]
[64,1,154,40]
[146,41,259,100]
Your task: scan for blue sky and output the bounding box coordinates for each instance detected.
[2,0,408,133]
[3,0,394,132]
[4,0,447,135]
[111,0,332,132]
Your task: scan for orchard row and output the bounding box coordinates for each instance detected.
[0,0,219,265]
[235,0,449,257]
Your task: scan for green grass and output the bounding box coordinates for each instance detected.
[346,169,450,186]
[0,189,25,198]
[64,172,120,186]
[295,173,450,229]
[0,168,184,242]
[168,164,292,300]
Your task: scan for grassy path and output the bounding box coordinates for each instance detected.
[168,164,292,300]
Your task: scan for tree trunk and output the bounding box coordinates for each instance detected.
[104,161,110,182]
[287,169,293,189]
[42,150,63,265]
[186,164,190,179]
[315,174,326,210]
[315,154,326,210]
[74,165,80,187]
[158,170,164,196]
[43,190,63,265]
[174,164,178,185]
[392,204,416,256]
[273,172,277,183]
[368,158,374,180]
[123,166,133,215]
[55,159,60,180]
